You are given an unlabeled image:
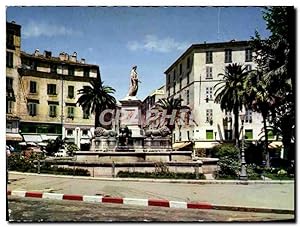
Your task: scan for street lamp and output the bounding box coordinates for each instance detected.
[239,111,248,180]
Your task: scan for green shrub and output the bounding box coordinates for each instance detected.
[116,171,205,179]
[212,144,240,179]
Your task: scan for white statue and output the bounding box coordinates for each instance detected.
[128,65,141,96]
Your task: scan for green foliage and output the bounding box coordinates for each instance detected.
[66,143,79,156]
[211,144,239,160]
[212,144,240,179]
[46,137,64,156]
[116,171,205,180]
[77,79,116,127]
[8,152,90,176]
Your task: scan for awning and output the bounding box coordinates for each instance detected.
[173,142,191,150]
[194,141,219,149]
[268,141,283,149]
[46,135,58,141]
[6,133,23,141]
[80,139,91,144]
[23,134,43,143]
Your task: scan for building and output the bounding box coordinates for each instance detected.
[17,49,100,150]
[141,85,165,129]
[164,40,267,155]
[6,21,23,148]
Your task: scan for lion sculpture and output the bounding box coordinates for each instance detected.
[94,127,117,138]
[144,126,171,137]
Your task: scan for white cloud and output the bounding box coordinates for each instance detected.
[127,35,189,53]
[23,21,81,38]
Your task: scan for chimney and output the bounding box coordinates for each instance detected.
[59,52,65,61]
[70,52,77,62]
[80,58,85,64]
[44,50,52,58]
[34,49,40,56]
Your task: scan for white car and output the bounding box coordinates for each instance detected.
[54,149,67,157]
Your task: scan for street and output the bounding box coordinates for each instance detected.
[8,172,295,210]
[7,196,294,222]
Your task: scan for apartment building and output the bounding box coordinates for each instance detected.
[6,21,23,148]
[17,49,99,149]
[141,85,166,129]
[164,40,266,153]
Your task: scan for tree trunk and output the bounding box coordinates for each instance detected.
[262,115,270,167]
[95,109,100,128]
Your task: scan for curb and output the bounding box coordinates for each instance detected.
[8,171,295,185]
[7,190,294,215]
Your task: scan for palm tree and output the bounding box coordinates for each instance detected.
[245,70,278,167]
[214,63,249,147]
[154,97,190,140]
[77,79,116,128]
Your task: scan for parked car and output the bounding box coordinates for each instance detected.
[54,148,67,157]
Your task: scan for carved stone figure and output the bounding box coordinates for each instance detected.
[118,125,132,146]
[94,127,117,137]
[145,126,171,138]
[128,65,141,96]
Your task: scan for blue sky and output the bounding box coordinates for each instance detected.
[6,6,270,100]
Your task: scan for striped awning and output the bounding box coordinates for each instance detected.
[23,134,43,143]
[268,141,283,149]
[6,133,23,141]
[194,142,219,149]
[173,142,191,150]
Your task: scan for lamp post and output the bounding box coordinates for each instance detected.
[239,112,248,180]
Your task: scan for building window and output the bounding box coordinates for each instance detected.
[82,130,88,136]
[206,109,213,123]
[84,68,90,77]
[173,133,176,143]
[206,87,213,101]
[67,106,74,118]
[6,77,13,90]
[245,110,252,123]
[206,51,213,64]
[173,81,176,94]
[187,56,191,69]
[68,66,75,76]
[225,130,233,140]
[83,108,89,119]
[167,86,170,97]
[187,131,190,140]
[245,48,252,62]
[179,131,182,141]
[7,33,14,47]
[50,64,57,74]
[67,129,73,136]
[49,105,57,117]
[30,81,37,93]
[6,100,13,114]
[47,84,57,95]
[267,130,274,139]
[28,103,37,116]
[245,64,252,72]
[167,74,170,85]
[206,130,214,140]
[179,78,182,90]
[179,64,182,75]
[6,51,13,68]
[206,66,213,79]
[225,49,232,63]
[187,73,190,85]
[186,90,190,105]
[173,69,176,81]
[68,86,74,98]
[245,129,253,140]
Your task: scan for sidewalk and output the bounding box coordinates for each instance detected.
[8,172,295,212]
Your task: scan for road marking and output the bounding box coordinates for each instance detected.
[170,201,187,209]
[11,190,26,197]
[124,198,148,206]
[43,193,64,200]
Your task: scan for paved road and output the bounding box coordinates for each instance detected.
[8,172,294,210]
[7,197,294,222]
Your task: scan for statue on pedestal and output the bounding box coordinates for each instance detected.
[128,65,141,97]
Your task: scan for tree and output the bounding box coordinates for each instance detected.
[77,79,116,128]
[154,97,190,139]
[46,137,64,156]
[214,63,249,147]
[251,7,295,160]
[245,70,278,167]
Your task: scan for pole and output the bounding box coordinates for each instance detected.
[61,65,64,139]
[239,119,248,180]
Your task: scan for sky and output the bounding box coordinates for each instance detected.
[6,6,270,100]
